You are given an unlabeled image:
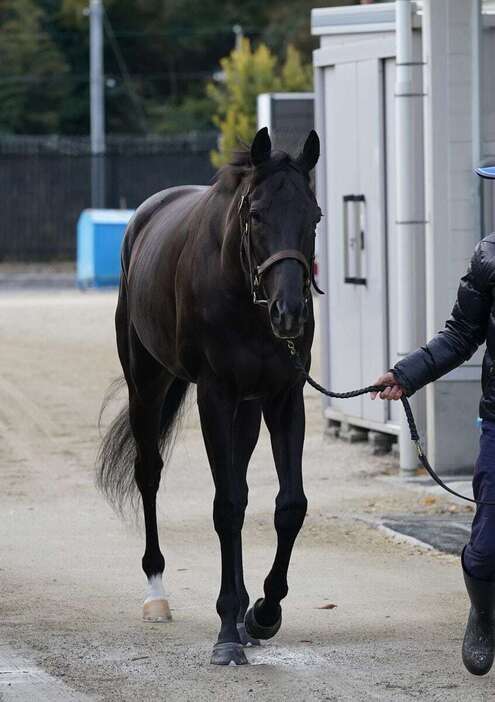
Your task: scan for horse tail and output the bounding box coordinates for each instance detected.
[96,377,190,514]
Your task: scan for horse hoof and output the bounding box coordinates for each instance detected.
[210,642,249,666]
[237,622,261,647]
[244,598,282,640]
[143,598,172,623]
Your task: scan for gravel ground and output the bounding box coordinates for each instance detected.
[0,290,491,701]
[0,263,76,290]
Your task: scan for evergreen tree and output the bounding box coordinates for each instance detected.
[0,0,69,133]
[281,44,313,92]
[208,40,312,166]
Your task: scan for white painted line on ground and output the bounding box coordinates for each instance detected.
[0,646,92,701]
[376,523,435,551]
[356,516,435,552]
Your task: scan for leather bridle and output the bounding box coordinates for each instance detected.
[238,191,322,306]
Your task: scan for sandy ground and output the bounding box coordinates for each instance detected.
[0,290,492,701]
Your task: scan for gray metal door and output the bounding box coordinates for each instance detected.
[324,59,388,423]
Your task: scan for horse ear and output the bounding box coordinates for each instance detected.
[250,127,272,166]
[297,130,320,173]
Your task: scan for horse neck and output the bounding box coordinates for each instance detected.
[214,189,246,291]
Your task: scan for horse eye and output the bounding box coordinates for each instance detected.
[250,211,261,223]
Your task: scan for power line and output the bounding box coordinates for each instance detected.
[0,71,216,86]
[102,7,148,132]
[0,26,261,40]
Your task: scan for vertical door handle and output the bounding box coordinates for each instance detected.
[343,194,366,285]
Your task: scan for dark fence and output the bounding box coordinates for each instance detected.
[0,133,217,261]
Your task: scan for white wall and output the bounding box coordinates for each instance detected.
[312,0,488,474]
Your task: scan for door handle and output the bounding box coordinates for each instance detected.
[343,194,366,285]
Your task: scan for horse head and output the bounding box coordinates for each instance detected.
[239,127,321,340]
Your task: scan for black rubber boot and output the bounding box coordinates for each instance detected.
[462,558,495,676]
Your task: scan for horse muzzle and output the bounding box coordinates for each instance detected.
[269,299,308,339]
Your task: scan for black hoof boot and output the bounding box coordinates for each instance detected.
[237,622,261,647]
[210,642,249,666]
[244,598,282,641]
[462,563,495,676]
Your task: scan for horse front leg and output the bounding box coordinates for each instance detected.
[245,382,307,640]
[198,375,261,665]
[233,400,263,647]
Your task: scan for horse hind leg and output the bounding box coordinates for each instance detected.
[129,388,170,622]
[234,532,261,647]
[105,290,188,621]
[127,338,189,623]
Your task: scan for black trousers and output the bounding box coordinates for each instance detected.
[464,419,495,580]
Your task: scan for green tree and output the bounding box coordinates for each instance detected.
[207,38,280,166]
[208,40,312,166]
[59,0,115,27]
[0,0,69,133]
[281,44,312,92]
[0,0,359,136]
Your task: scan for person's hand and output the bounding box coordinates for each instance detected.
[370,371,405,401]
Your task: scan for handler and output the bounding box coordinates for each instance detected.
[372,165,495,677]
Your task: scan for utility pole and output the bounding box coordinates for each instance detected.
[89,0,106,208]
[232,24,244,50]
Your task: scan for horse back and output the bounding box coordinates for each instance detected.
[121,185,208,276]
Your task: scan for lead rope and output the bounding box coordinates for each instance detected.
[286,340,495,507]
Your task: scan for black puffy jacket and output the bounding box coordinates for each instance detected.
[393,233,495,420]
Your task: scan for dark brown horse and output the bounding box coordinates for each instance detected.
[97,127,321,665]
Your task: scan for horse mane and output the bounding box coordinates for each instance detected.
[211,148,303,195]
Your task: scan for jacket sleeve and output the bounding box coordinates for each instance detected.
[393,242,493,395]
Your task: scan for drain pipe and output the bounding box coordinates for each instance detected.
[395,0,426,473]
[472,0,481,232]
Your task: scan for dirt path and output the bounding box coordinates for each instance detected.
[0,291,491,701]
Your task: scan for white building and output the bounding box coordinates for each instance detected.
[312,0,495,474]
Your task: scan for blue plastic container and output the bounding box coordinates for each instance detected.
[77,209,134,288]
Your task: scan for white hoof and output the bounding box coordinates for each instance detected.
[143,598,172,623]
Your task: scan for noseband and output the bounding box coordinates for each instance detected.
[238,191,322,306]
